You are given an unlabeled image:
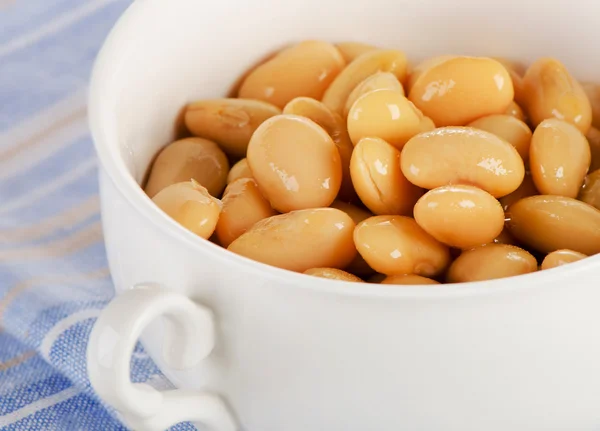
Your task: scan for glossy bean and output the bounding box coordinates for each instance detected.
[586,127,600,172]
[228,208,356,272]
[414,185,505,249]
[227,158,253,184]
[579,169,600,210]
[504,101,526,122]
[152,180,221,239]
[506,195,600,255]
[401,127,525,198]
[330,200,376,277]
[238,40,346,108]
[344,72,404,118]
[354,215,450,277]
[541,249,587,270]
[330,200,372,224]
[247,114,342,212]
[522,58,592,133]
[492,228,518,246]
[447,244,537,283]
[493,57,526,105]
[381,274,440,285]
[184,98,281,157]
[335,42,378,63]
[348,90,433,149]
[408,56,514,126]
[499,171,538,211]
[529,119,590,198]
[492,57,526,76]
[406,55,456,93]
[145,137,229,198]
[282,97,355,201]
[322,49,408,114]
[468,114,532,162]
[350,137,423,215]
[215,178,277,247]
[304,267,364,282]
[582,82,600,129]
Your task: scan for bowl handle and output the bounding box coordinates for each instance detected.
[87,283,238,431]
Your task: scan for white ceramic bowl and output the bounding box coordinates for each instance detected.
[86,1,600,430]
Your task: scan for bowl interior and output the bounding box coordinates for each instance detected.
[88,0,600,294]
[91,0,600,183]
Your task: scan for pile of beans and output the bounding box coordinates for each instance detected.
[143,40,600,285]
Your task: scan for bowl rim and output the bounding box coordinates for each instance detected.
[87,0,600,300]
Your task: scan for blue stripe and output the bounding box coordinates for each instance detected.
[24,302,108,349]
[0,164,98,223]
[2,281,111,338]
[0,1,196,429]
[0,1,130,131]
[0,0,87,42]
[0,374,72,415]
[0,242,109,275]
[0,333,25,362]
[0,213,101,249]
[3,393,126,431]
[0,256,109,291]
[0,136,94,200]
[0,357,54,398]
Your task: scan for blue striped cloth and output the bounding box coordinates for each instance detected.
[0,1,197,429]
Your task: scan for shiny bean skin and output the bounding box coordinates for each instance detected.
[414,185,505,249]
[492,57,525,76]
[468,114,532,162]
[506,195,600,255]
[354,215,450,277]
[215,178,277,247]
[504,101,526,122]
[529,119,591,198]
[282,97,343,134]
[381,274,440,285]
[348,90,434,149]
[282,97,355,201]
[304,267,364,282]
[322,49,408,114]
[582,82,600,129]
[499,171,538,211]
[330,200,372,224]
[541,249,587,270]
[447,244,537,283]
[330,200,376,276]
[408,56,514,126]
[350,137,423,215]
[344,72,404,118]
[227,158,253,184]
[401,127,525,198]
[492,228,518,246]
[522,58,592,133]
[247,114,342,212]
[238,41,346,108]
[152,180,221,239]
[184,98,281,157]
[492,57,526,105]
[587,127,600,172]
[406,55,456,93]
[335,42,378,63]
[579,169,600,210]
[145,137,229,198]
[228,208,356,272]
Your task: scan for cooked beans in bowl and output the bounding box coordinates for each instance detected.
[142,40,600,284]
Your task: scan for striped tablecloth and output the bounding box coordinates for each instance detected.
[0,1,196,429]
